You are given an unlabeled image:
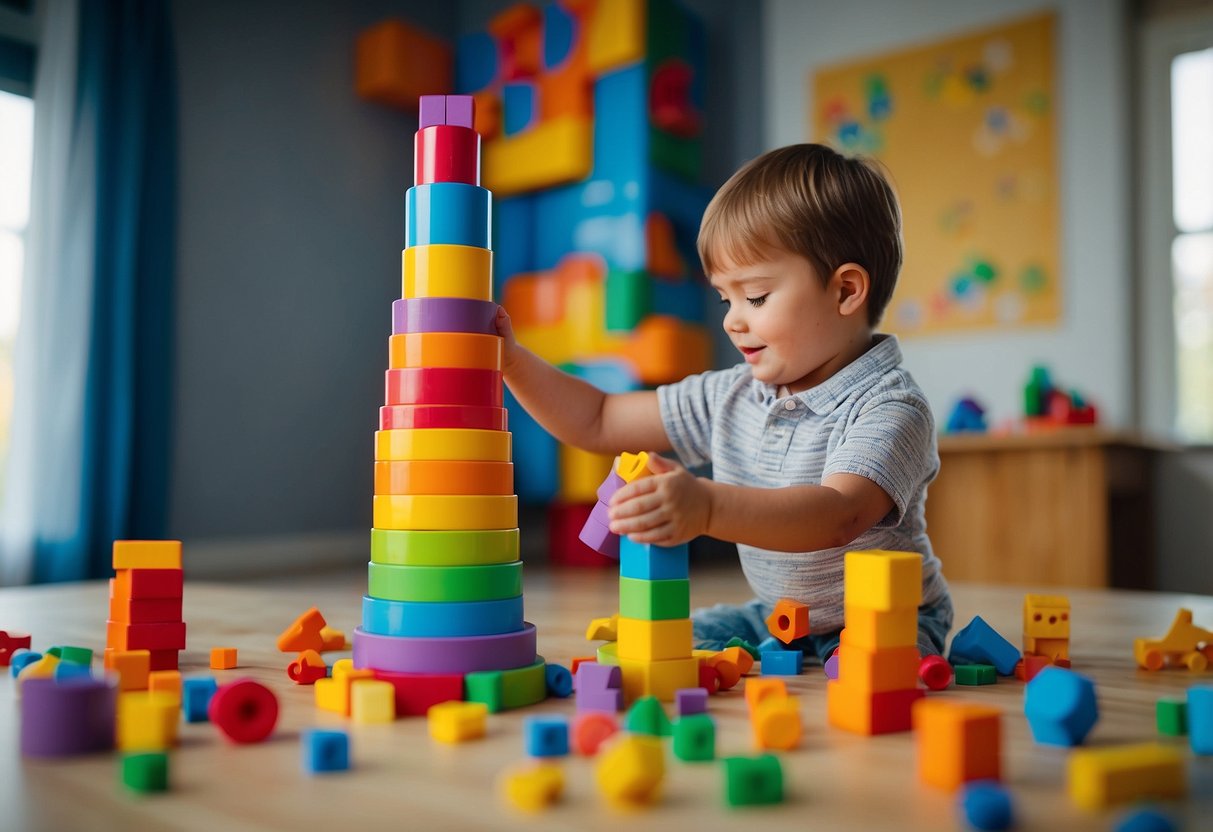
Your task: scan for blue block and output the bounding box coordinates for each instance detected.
[502,81,535,137]
[455,31,496,94]
[361,595,525,638]
[302,729,350,774]
[949,616,1020,675]
[563,359,639,394]
[53,662,92,682]
[505,389,558,501]
[182,677,219,723]
[958,781,1014,831]
[651,276,709,323]
[620,537,689,580]
[524,715,569,757]
[757,636,782,654]
[760,650,802,676]
[492,195,534,290]
[542,2,575,69]
[545,663,573,698]
[10,651,41,677]
[1190,685,1213,755]
[405,183,492,249]
[1024,667,1098,746]
[1113,808,1177,832]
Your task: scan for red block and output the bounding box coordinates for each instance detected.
[1014,654,1052,682]
[148,649,179,671]
[0,630,32,667]
[111,568,183,600]
[108,596,183,624]
[287,650,328,685]
[209,679,279,744]
[919,654,954,691]
[106,620,187,651]
[380,404,508,431]
[414,125,480,186]
[548,502,618,568]
[385,368,503,407]
[371,669,464,716]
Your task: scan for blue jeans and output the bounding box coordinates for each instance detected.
[692,595,954,663]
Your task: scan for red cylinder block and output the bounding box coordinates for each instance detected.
[384,367,503,407]
[414,125,480,186]
[379,404,508,431]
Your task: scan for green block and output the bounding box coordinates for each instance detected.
[1157,698,1188,736]
[58,646,93,666]
[619,577,690,620]
[464,671,503,713]
[673,714,715,762]
[725,637,760,661]
[722,754,783,807]
[604,269,652,332]
[501,658,547,710]
[46,646,62,658]
[646,0,688,63]
[650,128,702,182]
[122,752,169,792]
[626,696,671,737]
[954,664,997,686]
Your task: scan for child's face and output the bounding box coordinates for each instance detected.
[709,248,860,394]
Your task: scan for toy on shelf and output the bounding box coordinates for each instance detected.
[1023,364,1098,429]
[944,396,987,434]
[1133,607,1213,672]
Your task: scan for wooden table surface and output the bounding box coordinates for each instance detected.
[2,565,1211,831]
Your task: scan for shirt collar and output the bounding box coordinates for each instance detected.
[751,334,903,413]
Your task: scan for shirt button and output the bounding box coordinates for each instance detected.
[783,399,797,411]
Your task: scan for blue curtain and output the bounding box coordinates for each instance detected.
[33,0,177,582]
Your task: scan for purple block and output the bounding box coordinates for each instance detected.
[392,297,499,335]
[576,688,623,714]
[352,624,537,675]
[21,676,117,757]
[824,653,839,680]
[419,95,445,129]
[596,470,625,503]
[675,687,708,717]
[589,500,611,526]
[578,514,618,559]
[576,661,621,691]
[446,95,475,130]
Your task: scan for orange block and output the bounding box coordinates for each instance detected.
[388,333,503,371]
[752,696,802,750]
[841,605,918,650]
[210,647,238,670]
[645,213,687,278]
[501,271,566,328]
[717,645,755,676]
[472,91,501,139]
[827,679,924,735]
[706,657,740,690]
[625,316,710,385]
[488,3,542,81]
[148,670,182,699]
[106,649,151,692]
[320,627,348,652]
[744,678,787,713]
[374,460,514,496]
[837,639,920,693]
[913,699,1002,791]
[277,607,327,653]
[355,20,452,110]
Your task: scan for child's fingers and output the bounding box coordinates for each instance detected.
[627,524,678,545]
[609,475,658,506]
[608,506,665,535]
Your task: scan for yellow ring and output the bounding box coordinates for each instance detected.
[372,495,519,530]
[402,244,493,300]
[374,429,512,461]
[388,333,503,370]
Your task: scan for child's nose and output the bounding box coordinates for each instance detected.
[725,307,747,332]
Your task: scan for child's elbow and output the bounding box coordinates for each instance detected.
[829,513,868,549]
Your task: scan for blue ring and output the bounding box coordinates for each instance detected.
[405,183,492,248]
[361,594,524,638]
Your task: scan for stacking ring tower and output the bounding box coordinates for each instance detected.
[352,94,547,713]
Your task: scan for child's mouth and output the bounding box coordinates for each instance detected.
[740,346,765,362]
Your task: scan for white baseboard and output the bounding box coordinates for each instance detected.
[183,530,367,580]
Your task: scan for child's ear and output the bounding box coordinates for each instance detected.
[833,263,870,317]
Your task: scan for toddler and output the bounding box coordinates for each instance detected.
[496,143,952,660]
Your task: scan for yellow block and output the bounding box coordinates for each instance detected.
[428,701,488,743]
[148,670,182,701]
[587,0,645,74]
[844,550,923,611]
[616,617,694,662]
[374,429,512,462]
[752,696,802,751]
[516,322,571,365]
[117,691,179,752]
[616,451,652,483]
[842,605,918,650]
[585,614,619,642]
[372,495,518,530]
[498,762,565,813]
[617,655,699,703]
[595,735,664,806]
[1067,743,1185,810]
[18,654,59,682]
[402,244,493,301]
[351,679,396,724]
[112,540,182,570]
[315,662,375,715]
[483,116,592,198]
[559,444,613,504]
[1023,594,1071,641]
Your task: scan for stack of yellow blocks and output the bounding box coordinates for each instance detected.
[827,550,924,735]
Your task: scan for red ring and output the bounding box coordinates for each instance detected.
[208,678,279,743]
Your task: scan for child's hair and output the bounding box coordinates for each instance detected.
[697,143,903,325]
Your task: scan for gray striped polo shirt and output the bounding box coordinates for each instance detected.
[657,334,950,634]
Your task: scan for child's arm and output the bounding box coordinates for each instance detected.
[497,306,673,455]
[608,453,893,551]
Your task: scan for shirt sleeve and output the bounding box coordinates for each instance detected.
[821,391,939,528]
[656,366,740,470]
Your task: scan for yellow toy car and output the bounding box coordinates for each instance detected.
[1133,608,1213,671]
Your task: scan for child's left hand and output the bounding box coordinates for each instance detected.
[607,453,710,546]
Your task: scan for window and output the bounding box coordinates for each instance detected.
[0,88,33,502]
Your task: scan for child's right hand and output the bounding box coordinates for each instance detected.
[495,305,520,375]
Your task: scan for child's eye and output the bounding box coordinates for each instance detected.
[747,295,768,307]
[718,297,730,306]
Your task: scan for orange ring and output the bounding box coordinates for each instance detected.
[388,332,503,370]
[374,460,514,495]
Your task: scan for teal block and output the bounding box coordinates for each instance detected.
[405,183,491,249]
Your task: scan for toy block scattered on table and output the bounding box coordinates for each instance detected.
[949,616,1020,676]
[824,651,839,680]
[351,679,397,724]
[316,661,375,715]
[209,679,279,744]
[744,678,787,713]
[1190,685,1213,754]
[428,701,488,743]
[1112,808,1178,832]
[912,699,1001,791]
[726,636,760,661]
[303,729,350,774]
[955,664,997,686]
[705,656,740,689]
[277,607,328,652]
[1155,698,1187,736]
[716,645,754,676]
[18,654,58,681]
[122,752,169,792]
[117,691,179,752]
[367,669,462,715]
[752,696,802,751]
[498,762,564,813]
[10,651,40,677]
[626,696,672,737]
[572,712,618,755]
[698,661,721,694]
[53,662,91,682]
[958,781,1014,831]
[673,713,715,762]
[147,670,181,700]
[20,676,117,757]
[210,647,237,670]
[465,669,505,713]
[919,654,953,690]
[58,645,91,665]
[1023,594,1070,662]
[675,687,707,717]
[760,649,802,676]
[320,626,348,651]
[1014,653,1051,682]
[288,649,328,685]
[595,735,664,806]
[1133,607,1213,671]
[576,661,623,713]
[107,650,151,691]
[1066,743,1185,810]
[182,677,218,723]
[524,715,570,757]
[766,599,809,644]
[722,754,783,807]
[585,614,618,641]
[544,663,573,697]
[1024,666,1098,747]
[0,630,32,667]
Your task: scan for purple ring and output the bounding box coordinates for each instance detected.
[352,623,537,674]
[392,298,499,335]
[21,676,117,757]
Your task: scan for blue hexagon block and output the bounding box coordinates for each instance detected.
[303,729,349,774]
[524,715,569,757]
[958,780,1014,831]
[1113,807,1177,832]
[949,616,1020,676]
[1024,666,1098,746]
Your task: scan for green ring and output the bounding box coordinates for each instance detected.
[370,528,519,566]
[367,561,523,602]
